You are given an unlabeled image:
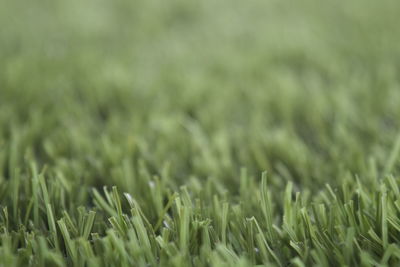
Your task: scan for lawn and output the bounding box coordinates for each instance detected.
[1,0,400,266]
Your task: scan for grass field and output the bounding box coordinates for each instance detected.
[1,0,400,266]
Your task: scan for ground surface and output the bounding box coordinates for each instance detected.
[1,0,400,266]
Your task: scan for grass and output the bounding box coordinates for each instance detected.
[1,0,400,266]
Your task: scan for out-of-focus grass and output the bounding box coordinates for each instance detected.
[1,0,400,266]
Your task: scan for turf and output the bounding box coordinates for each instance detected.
[1,0,400,266]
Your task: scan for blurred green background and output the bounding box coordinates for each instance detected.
[1,0,400,193]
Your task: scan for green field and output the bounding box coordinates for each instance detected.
[1,0,400,266]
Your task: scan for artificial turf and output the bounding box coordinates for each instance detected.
[1,0,400,266]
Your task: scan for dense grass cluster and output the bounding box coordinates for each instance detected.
[1,0,400,266]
